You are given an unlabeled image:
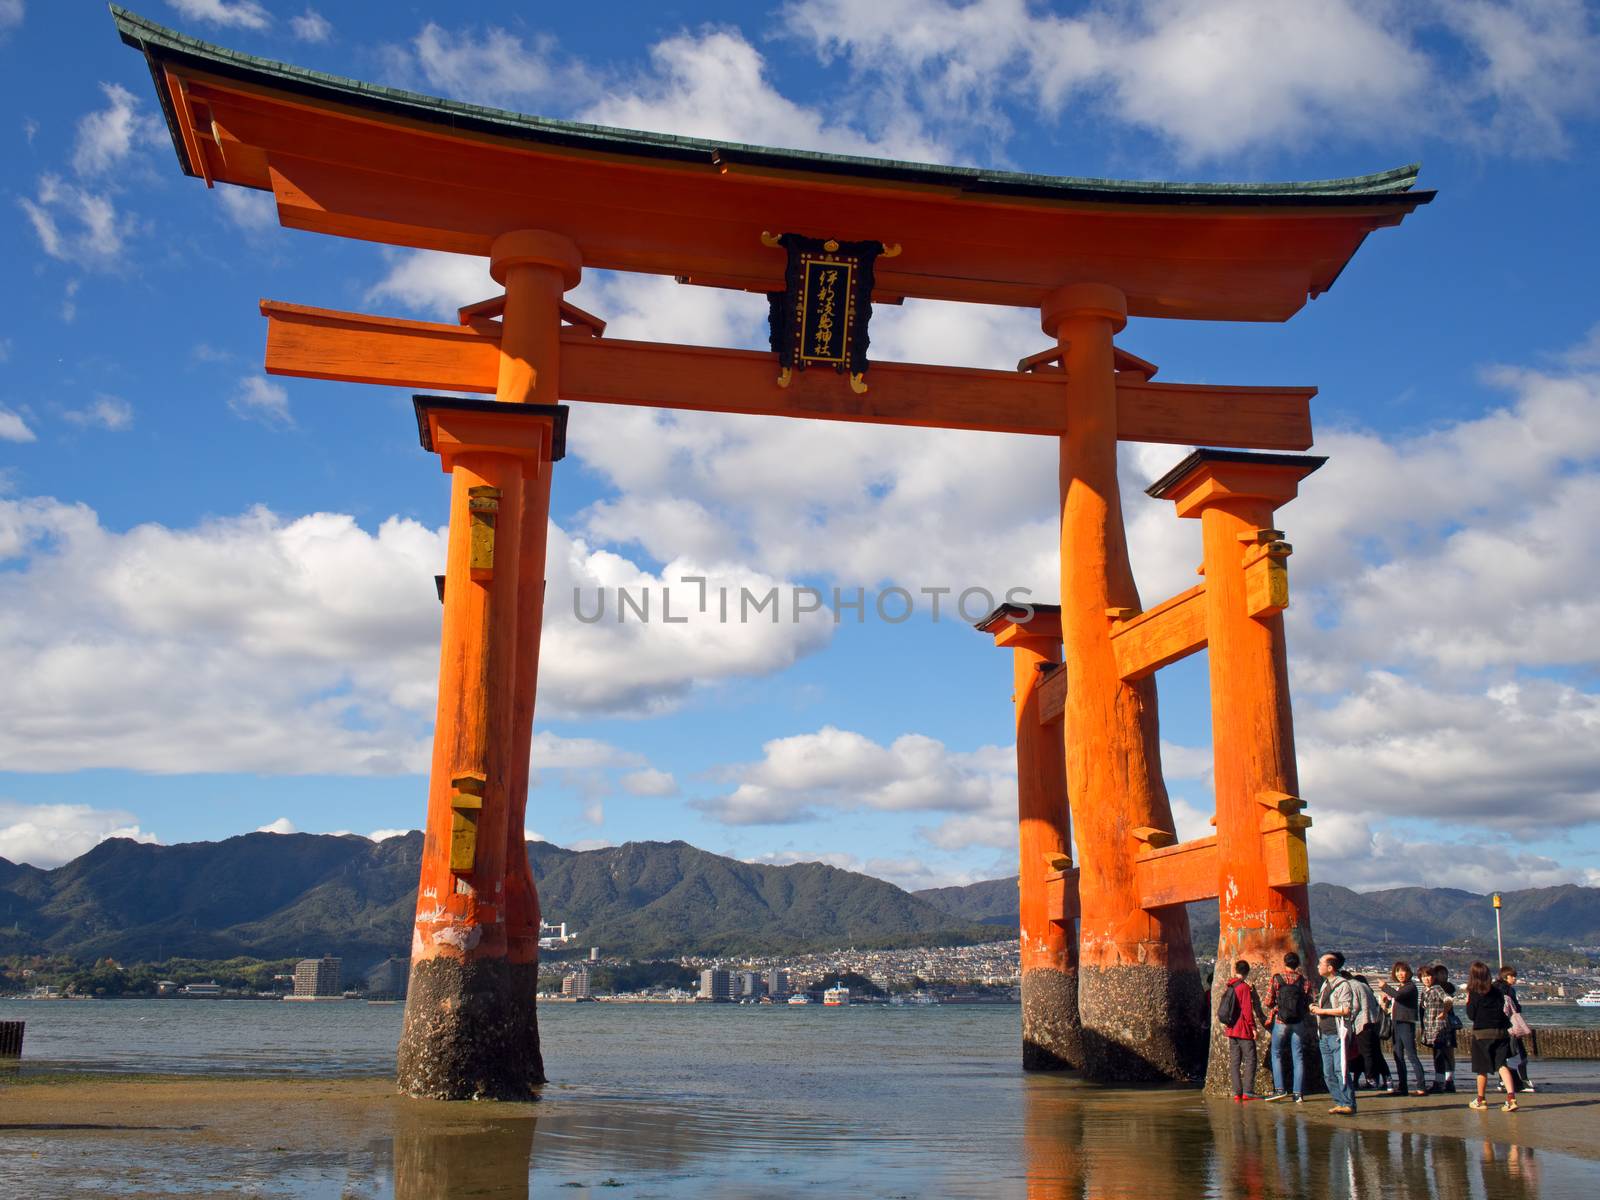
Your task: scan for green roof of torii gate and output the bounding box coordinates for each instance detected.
[113,5,1430,210]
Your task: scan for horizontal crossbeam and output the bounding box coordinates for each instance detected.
[261,301,1316,448]
[1132,828,1309,910]
[1135,836,1219,908]
[1109,584,1209,680]
[1036,664,1069,726]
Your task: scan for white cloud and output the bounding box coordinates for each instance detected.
[541,530,836,716]
[289,8,331,43]
[366,249,489,320]
[377,18,939,159]
[62,394,133,432]
[71,83,160,177]
[0,1,21,35]
[367,827,414,842]
[19,174,129,270]
[1447,0,1600,156]
[0,407,35,444]
[0,494,835,774]
[782,0,1600,161]
[530,731,642,770]
[695,726,1015,835]
[255,816,296,834]
[621,768,677,796]
[165,1,270,31]
[229,376,293,428]
[743,847,1001,893]
[581,28,942,160]
[381,22,584,110]
[0,499,444,774]
[0,800,158,868]
[217,186,277,232]
[1298,675,1600,830]
[1305,811,1600,893]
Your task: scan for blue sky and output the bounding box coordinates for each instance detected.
[2,0,1598,899]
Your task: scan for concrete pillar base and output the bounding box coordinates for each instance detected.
[1022,966,1083,1071]
[396,958,544,1100]
[1077,963,1207,1083]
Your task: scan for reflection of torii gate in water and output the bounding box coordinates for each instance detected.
[117,8,1430,1098]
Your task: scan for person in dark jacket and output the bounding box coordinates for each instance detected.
[1465,960,1519,1111]
[1381,960,1428,1096]
[1499,966,1535,1092]
[1419,963,1458,1093]
[1222,959,1267,1102]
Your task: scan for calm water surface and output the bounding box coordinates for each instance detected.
[2,999,1597,1198]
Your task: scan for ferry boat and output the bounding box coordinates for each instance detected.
[1576,989,1600,1007]
[787,994,812,1006]
[823,986,850,1007]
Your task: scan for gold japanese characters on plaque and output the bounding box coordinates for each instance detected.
[762,232,899,393]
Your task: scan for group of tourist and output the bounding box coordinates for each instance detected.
[1218,952,1535,1114]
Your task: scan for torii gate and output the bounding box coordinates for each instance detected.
[116,8,1430,1099]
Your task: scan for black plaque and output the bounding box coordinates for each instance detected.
[765,234,888,390]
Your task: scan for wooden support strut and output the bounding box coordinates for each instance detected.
[260,301,1317,450]
[1107,584,1209,680]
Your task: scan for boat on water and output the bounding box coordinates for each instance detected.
[823,985,850,1007]
[787,994,812,1006]
[1576,989,1600,1007]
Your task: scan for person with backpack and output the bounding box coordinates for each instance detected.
[1218,959,1267,1102]
[1264,950,1313,1103]
[1309,951,1359,1115]
[1419,963,1459,1093]
[1381,960,1428,1096]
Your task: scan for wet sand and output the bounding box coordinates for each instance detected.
[4,1067,1599,1198]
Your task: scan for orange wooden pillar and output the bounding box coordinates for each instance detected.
[493,232,580,986]
[978,604,1081,1070]
[396,230,578,1101]
[1148,449,1324,1095]
[1045,283,1206,1083]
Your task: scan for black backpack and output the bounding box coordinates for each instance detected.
[1217,981,1241,1026]
[1274,974,1307,1023]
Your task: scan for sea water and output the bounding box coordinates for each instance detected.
[2,998,1597,1197]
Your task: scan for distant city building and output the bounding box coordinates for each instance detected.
[156,980,178,996]
[562,966,592,999]
[738,970,766,999]
[589,946,600,962]
[698,969,731,1002]
[364,957,409,1000]
[293,955,342,998]
[538,920,577,950]
[766,968,790,997]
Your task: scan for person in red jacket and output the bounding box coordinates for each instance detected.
[1222,959,1268,1102]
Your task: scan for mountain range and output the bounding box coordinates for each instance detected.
[914,877,1600,955]
[4,833,1598,972]
[0,833,995,969]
